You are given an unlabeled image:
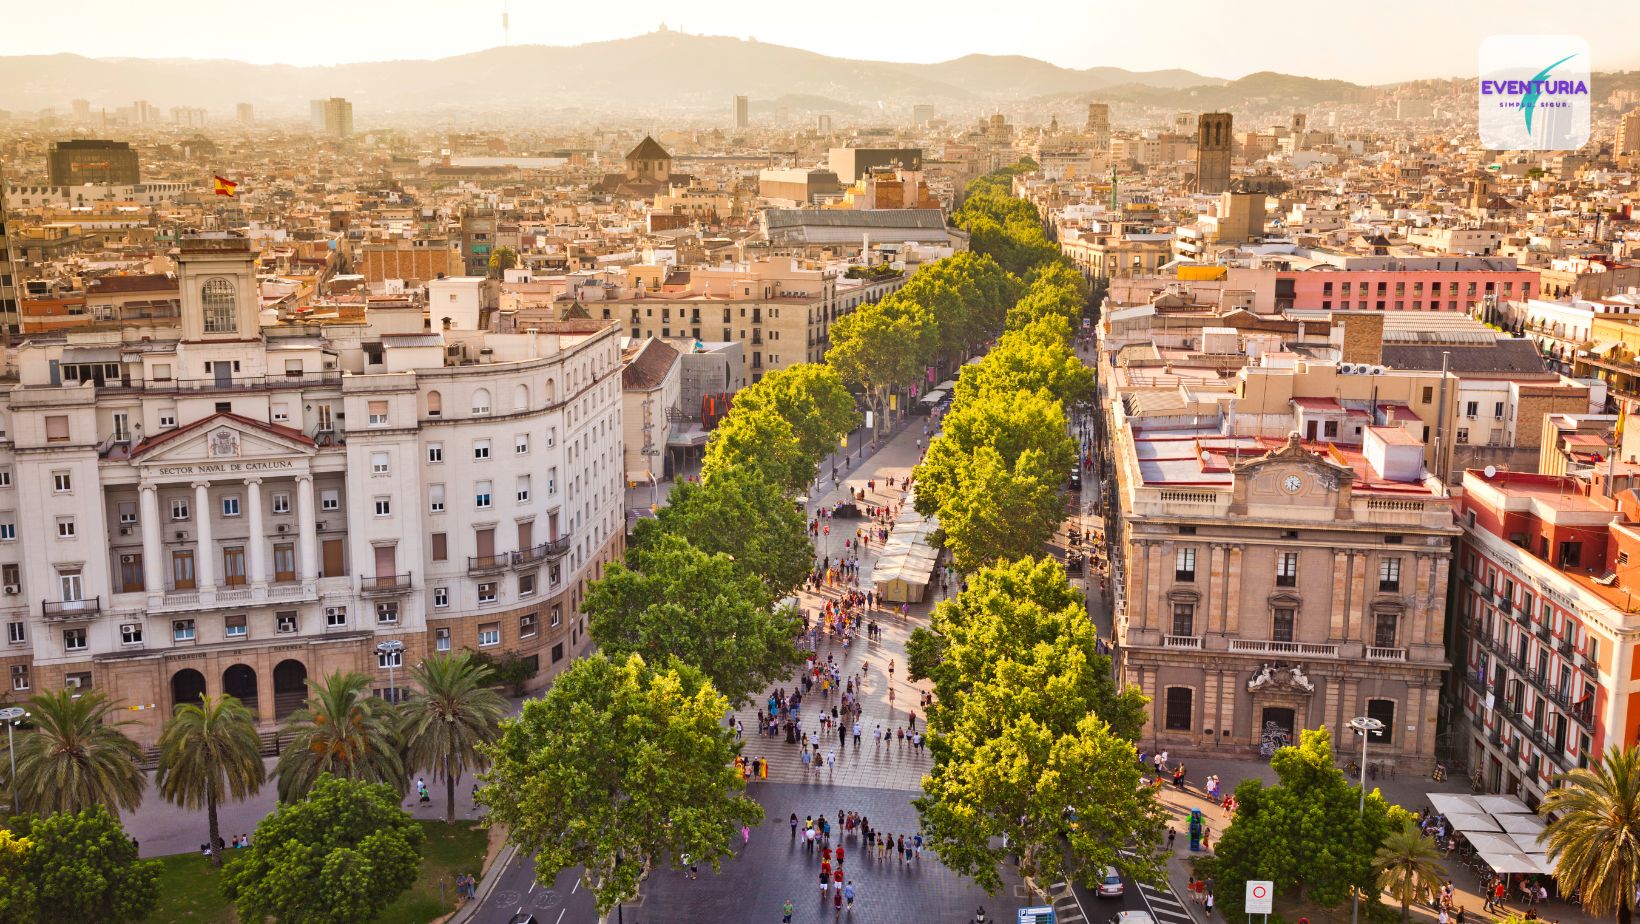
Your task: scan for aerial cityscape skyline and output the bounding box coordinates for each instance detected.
[3,1,1639,84]
[5,11,1640,924]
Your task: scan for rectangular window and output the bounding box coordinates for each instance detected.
[276,612,298,634]
[435,626,451,651]
[63,628,87,651]
[0,523,14,542]
[321,490,339,511]
[10,665,27,691]
[159,412,177,429]
[371,451,390,474]
[520,612,537,637]
[1164,687,1193,731]
[64,671,91,690]
[120,623,143,645]
[172,619,196,642]
[427,443,443,464]
[478,582,497,603]
[1421,386,1433,404]
[1171,602,1195,637]
[377,647,403,668]
[52,472,71,493]
[515,434,530,454]
[271,404,290,423]
[475,481,492,509]
[1272,608,1296,642]
[6,622,23,645]
[429,484,445,514]
[221,496,240,517]
[374,497,391,517]
[44,416,69,442]
[272,492,290,514]
[433,586,449,608]
[119,502,138,524]
[56,518,76,538]
[552,642,565,663]
[518,571,537,597]
[473,440,491,460]
[0,470,11,488]
[550,605,562,628]
[171,499,190,520]
[431,533,447,562]
[478,623,500,647]
[326,607,348,628]
[1379,557,1401,592]
[1373,612,1399,649]
[225,614,247,638]
[1175,547,1196,581]
[1276,552,1298,587]
[367,400,389,427]
[376,602,399,624]
[516,475,531,503]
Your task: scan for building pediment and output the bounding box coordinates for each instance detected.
[1232,431,1355,482]
[131,413,315,475]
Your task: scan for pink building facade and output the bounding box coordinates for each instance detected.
[1280,270,1539,312]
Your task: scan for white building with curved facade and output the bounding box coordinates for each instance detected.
[0,234,625,745]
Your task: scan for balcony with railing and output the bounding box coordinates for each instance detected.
[1365,646,1408,662]
[360,573,412,596]
[1161,635,1202,650]
[513,535,572,565]
[42,596,101,620]
[467,552,511,575]
[1227,638,1340,658]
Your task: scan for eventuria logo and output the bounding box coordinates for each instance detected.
[1478,36,1591,151]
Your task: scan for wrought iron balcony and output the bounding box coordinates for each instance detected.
[41,597,101,620]
[360,573,412,596]
[467,552,511,575]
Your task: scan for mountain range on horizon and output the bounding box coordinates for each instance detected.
[0,30,1543,121]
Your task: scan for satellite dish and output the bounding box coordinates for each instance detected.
[1484,465,1498,478]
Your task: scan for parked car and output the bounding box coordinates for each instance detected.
[1112,912,1156,924]
[1098,866,1125,897]
[508,915,538,924]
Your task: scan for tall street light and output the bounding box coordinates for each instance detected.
[377,640,405,703]
[0,705,27,810]
[1348,714,1386,924]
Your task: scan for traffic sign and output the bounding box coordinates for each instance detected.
[1245,880,1274,915]
[1018,907,1056,924]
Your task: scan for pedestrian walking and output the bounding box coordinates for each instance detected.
[1167,827,1177,850]
[783,898,795,923]
[742,824,751,846]
[1205,891,1215,916]
[853,720,862,748]
[792,813,799,840]
[844,881,856,910]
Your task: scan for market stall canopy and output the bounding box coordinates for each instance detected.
[1496,814,1546,836]
[1477,851,1545,874]
[1463,832,1520,855]
[1447,813,1502,833]
[1473,794,1534,815]
[1428,793,1484,816]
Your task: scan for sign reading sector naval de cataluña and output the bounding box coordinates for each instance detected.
[1478,34,1591,151]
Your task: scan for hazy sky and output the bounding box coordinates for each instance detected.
[6,0,1640,84]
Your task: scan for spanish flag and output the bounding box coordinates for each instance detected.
[212,176,238,197]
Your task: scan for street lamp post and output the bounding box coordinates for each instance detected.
[0,706,26,809]
[1348,715,1386,924]
[376,640,405,703]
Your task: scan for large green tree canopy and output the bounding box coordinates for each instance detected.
[724,363,859,468]
[584,533,803,705]
[6,805,159,924]
[1213,728,1411,918]
[633,465,813,594]
[700,405,811,496]
[479,653,762,916]
[220,774,424,924]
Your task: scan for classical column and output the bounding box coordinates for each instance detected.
[1348,553,1367,640]
[296,475,318,583]
[1132,541,1151,630]
[193,481,216,592]
[245,478,266,588]
[1329,550,1351,640]
[139,484,164,602]
[1223,545,1244,636]
[1201,544,1222,635]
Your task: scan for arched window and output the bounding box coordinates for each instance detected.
[471,388,491,416]
[513,384,529,411]
[545,379,556,403]
[202,278,237,333]
[426,390,442,418]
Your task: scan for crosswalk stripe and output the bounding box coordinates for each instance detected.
[1058,914,1086,923]
[1148,908,1194,923]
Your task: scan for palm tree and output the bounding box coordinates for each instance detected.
[155,694,265,866]
[10,688,145,816]
[400,651,508,821]
[1373,818,1447,924]
[1541,746,1640,924]
[273,670,404,802]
